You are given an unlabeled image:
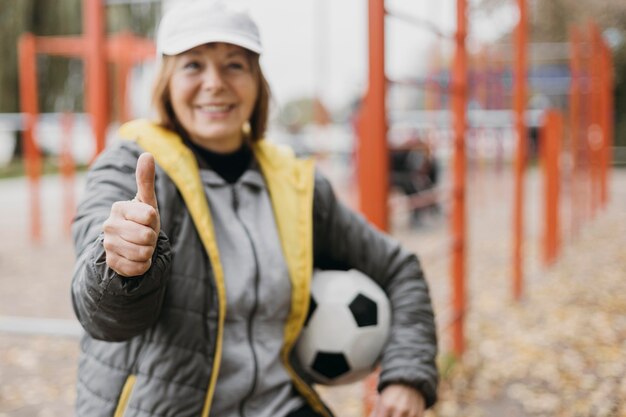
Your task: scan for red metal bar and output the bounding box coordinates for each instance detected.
[450,0,467,357]
[358,0,388,231]
[111,32,134,122]
[361,0,387,412]
[60,112,76,236]
[36,36,85,58]
[542,110,562,265]
[84,0,109,158]
[107,32,157,63]
[512,0,527,301]
[18,33,43,243]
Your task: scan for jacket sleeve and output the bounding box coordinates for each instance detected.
[312,171,438,408]
[71,141,172,342]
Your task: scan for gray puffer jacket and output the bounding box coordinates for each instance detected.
[71,136,438,417]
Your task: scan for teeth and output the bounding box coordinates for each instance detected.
[199,104,230,112]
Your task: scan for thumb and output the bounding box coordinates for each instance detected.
[135,152,158,209]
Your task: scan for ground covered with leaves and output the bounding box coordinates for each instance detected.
[432,198,626,417]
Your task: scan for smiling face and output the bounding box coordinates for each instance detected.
[168,43,259,153]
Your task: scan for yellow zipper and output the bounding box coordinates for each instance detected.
[113,374,137,417]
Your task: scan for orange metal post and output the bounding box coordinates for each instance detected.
[569,27,582,238]
[112,32,134,122]
[361,0,387,413]
[512,0,527,301]
[84,0,109,157]
[60,113,76,236]
[542,111,562,265]
[18,33,43,243]
[358,0,388,231]
[450,0,467,357]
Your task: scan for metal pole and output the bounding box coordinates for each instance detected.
[61,112,76,236]
[361,1,387,413]
[450,0,467,357]
[512,0,527,301]
[358,0,388,231]
[84,0,109,157]
[542,110,561,265]
[18,33,42,243]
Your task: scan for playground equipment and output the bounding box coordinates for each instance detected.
[357,0,614,349]
[17,0,155,242]
[357,0,470,363]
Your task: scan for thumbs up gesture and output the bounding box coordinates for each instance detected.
[103,153,161,277]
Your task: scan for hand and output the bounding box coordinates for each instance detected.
[370,384,426,417]
[103,153,160,277]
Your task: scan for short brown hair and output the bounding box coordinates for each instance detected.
[151,50,271,142]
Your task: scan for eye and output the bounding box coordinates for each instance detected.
[228,62,244,70]
[226,59,250,72]
[181,59,202,72]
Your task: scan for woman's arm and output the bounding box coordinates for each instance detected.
[71,141,172,342]
[312,171,438,408]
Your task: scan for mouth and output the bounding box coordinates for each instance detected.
[195,103,236,115]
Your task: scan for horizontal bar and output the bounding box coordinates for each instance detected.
[387,77,465,96]
[106,33,156,62]
[388,109,546,128]
[385,7,454,39]
[0,112,90,131]
[486,42,572,61]
[106,0,160,4]
[36,36,85,58]
[0,315,82,338]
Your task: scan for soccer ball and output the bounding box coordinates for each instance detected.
[295,269,391,385]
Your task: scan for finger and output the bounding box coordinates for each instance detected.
[106,254,152,278]
[104,234,155,262]
[123,207,160,235]
[135,152,158,209]
[119,222,158,247]
[103,210,158,244]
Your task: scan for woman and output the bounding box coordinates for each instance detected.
[71,2,438,417]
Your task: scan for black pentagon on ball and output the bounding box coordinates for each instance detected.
[311,351,351,379]
[304,296,317,327]
[349,293,378,327]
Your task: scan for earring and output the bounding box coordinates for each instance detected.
[242,121,252,139]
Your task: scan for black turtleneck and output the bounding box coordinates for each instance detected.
[188,141,253,184]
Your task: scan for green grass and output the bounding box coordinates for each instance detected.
[0,157,88,179]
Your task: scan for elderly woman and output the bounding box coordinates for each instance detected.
[71,2,438,417]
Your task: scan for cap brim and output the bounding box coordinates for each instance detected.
[160,32,262,56]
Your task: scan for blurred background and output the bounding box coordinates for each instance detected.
[1,0,625,416]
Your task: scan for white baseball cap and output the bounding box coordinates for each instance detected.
[156,1,262,56]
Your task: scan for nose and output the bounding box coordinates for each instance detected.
[201,65,226,92]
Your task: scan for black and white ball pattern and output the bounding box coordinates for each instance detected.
[295,269,391,385]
